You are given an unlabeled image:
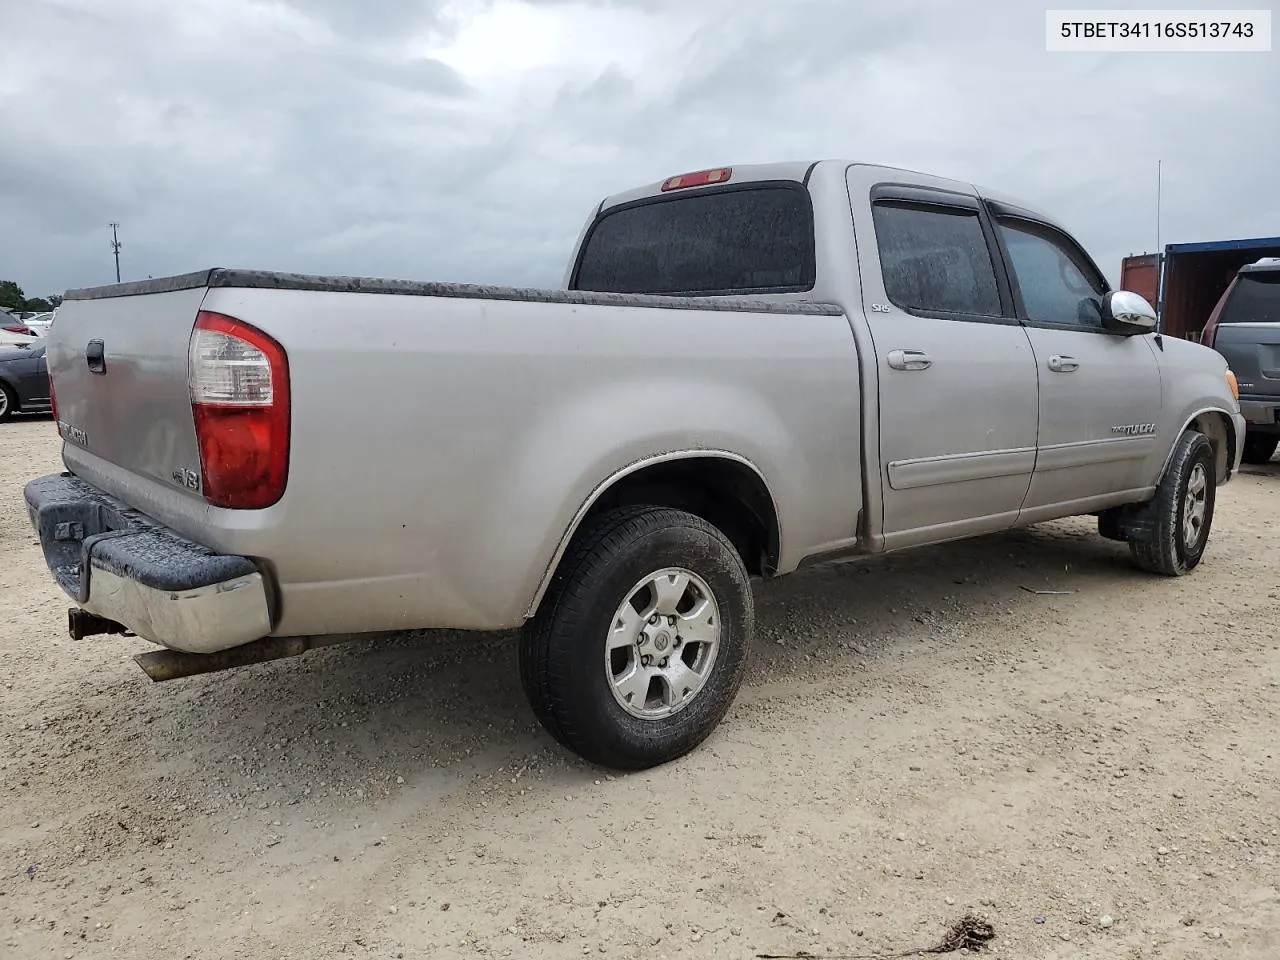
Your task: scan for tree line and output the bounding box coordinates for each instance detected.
[0,280,62,314]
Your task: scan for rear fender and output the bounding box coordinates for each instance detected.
[469,379,799,624]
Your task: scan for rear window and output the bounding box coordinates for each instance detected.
[1219,271,1280,324]
[571,184,815,296]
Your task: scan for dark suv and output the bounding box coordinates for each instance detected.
[1203,258,1280,464]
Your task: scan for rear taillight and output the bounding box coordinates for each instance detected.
[188,310,290,509]
[3,323,32,335]
[49,377,58,425]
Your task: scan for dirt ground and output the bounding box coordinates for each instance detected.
[1,416,1277,960]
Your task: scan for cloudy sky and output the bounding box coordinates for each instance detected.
[1,0,1277,297]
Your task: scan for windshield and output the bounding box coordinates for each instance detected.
[571,183,815,296]
[1219,271,1280,324]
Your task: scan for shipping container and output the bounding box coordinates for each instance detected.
[1120,236,1280,342]
[1119,253,1160,308]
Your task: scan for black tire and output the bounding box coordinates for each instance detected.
[520,505,754,771]
[1241,435,1278,465]
[0,383,16,423]
[1128,431,1216,576]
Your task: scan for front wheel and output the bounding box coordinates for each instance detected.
[1241,434,1278,465]
[1128,430,1217,576]
[0,383,15,423]
[520,505,754,770]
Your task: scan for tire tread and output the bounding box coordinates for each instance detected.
[520,504,752,769]
[1128,431,1215,576]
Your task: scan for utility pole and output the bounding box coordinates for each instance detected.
[109,222,122,283]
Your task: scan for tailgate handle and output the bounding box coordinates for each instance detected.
[86,339,106,375]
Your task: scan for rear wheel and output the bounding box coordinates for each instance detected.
[0,383,16,423]
[1241,434,1278,465]
[520,505,754,770]
[1128,431,1216,576]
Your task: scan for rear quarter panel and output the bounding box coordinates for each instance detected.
[192,287,864,637]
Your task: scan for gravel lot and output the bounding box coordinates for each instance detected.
[1,416,1277,960]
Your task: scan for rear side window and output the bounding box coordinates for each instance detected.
[1219,272,1280,323]
[871,203,1002,318]
[572,184,815,296]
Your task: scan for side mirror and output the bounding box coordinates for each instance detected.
[1101,290,1157,335]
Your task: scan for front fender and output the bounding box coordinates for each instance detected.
[1152,340,1242,486]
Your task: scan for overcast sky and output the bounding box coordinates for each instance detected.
[2,0,1277,297]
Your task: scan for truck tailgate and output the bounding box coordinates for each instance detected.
[48,284,208,499]
[1215,323,1280,399]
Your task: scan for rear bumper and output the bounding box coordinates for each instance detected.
[1239,396,1280,435]
[23,472,273,654]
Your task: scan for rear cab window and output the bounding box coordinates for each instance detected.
[570,183,816,296]
[1219,268,1280,323]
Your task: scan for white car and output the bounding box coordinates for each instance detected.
[23,312,55,337]
[0,329,40,347]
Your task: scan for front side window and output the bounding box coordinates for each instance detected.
[871,202,1002,318]
[997,219,1107,329]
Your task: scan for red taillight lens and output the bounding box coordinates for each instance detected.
[49,377,58,424]
[3,323,33,335]
[189,310,290,509]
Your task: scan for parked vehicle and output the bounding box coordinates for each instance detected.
[0,340,51,422]
[0,328,40,348]
[25,160,1246,770]
[1202,258,1280,464]
[23,312,55,337]
[2,318,36,338]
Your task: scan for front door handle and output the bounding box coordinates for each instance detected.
[1047,355,1079,373]
[886,349,933,371]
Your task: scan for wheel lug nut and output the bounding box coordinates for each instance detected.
[649,615,659,625]
[668,616,677,627]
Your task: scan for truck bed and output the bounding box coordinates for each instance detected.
[44,269,864,640]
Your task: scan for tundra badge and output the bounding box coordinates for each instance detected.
[57,420,89,447]
[1111,423,1156,436]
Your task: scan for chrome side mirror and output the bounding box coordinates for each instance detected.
[1101,290,1157,335]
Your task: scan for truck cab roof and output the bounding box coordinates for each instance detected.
[596,159,1046,219]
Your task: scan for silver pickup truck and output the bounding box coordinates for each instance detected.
[25,160,1246,770]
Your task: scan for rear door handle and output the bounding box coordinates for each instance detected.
[1047,355,1079,373]
[886,349,933,371]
